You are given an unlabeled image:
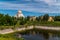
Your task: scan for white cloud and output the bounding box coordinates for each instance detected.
[0,0,60,13]
[41,0,60,6]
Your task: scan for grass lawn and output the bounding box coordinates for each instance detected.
[0,37,16,40]
[0,34,24,40]
[38,21,60,27]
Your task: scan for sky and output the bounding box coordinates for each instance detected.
[0,0,60,16]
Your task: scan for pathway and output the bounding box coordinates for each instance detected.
[0,26,60,34]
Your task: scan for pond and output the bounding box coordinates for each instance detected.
[21,34,60,40]
[16,29,60,40]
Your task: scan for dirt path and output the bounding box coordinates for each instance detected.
[0,26,60,34]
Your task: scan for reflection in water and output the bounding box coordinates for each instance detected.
[21,34,60,40]
[49,35,60,40]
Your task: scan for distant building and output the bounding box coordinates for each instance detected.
[15,10,24,18]
[40,16,54,22]
[48,16,54,22]
[29,16,36,21]
[41,16,43,20]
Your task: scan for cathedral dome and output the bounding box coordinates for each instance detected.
[15,10,24,18]
[18,10,22,14]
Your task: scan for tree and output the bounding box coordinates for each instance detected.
[26,16,30,21]
[0,14,4,25]
[54,16,60,21]
[36,16,41,21]
[12,16,17,26]
[43,14,49,21]
[4,14,13,26]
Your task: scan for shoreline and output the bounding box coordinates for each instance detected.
[0,26,60,34]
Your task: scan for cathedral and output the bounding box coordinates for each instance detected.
[15,10,24,18]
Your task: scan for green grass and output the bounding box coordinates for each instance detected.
[0,21,60,30]
[23,21,60,27]
[0,37,16,40]
[36,21,60,27]
[25,21,60,27]
[0,34,24,40]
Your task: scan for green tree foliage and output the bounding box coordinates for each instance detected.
[1,13,60,29]
[0,14,17,26]
[26,16,30,21]
[4,14,12,26]
[20,18,27,25]
[43,14,49,21]
[0,14,4,25]
[36,16,41,21]
[54,16,60,21]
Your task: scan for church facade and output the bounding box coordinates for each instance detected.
[15,10,24,18]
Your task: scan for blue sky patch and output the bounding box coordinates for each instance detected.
[0,0,60,16]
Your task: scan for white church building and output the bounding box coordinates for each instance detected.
[15,10,24,18]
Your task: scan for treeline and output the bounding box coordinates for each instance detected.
[0,14,50,26]
[54,16,60,21]
[0,13,60,29]
[0,14,16,26]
